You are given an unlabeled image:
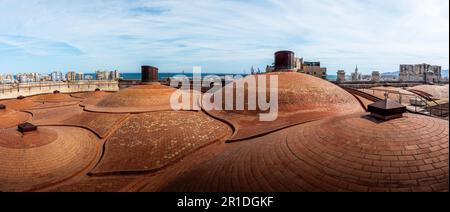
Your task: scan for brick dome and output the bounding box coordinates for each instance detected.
[83,84,198,113]
[0,126,101,191]
[159,113,449,192]
[29,93,81,103]
[205,72,364,140]
[0,109,31,129]
[409,85,449,100]
[0,98,41,110]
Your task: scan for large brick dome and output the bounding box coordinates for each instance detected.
[83,84,198,113]
[0,126,101,191]
[205,72,364,140]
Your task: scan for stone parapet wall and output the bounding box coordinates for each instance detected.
[0,81,119,100]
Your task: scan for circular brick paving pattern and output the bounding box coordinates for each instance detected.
[91,111,232,175]
[72,91,113,106]
[285,113,449,192]
[83,84,200,113]
[409,84,449,100]
[29,93,82,103]
[206,72,364,141]
[159,113,448,192]
[0,126,101,192]
[95,84,175,107]
[0,109,32,129]
[48,176,138,192]
[71,91,112,99]
[27,106,128,139]
[0,128,58,149]
[85,84,175,113]
[0,99,42,110]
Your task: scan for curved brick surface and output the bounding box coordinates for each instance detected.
[360,87,417,105]
[159,113,449,192]
[48,176,138,192]
[409,84,449,100]
[27,106,128,138]
[91,111,232,175]
[29,93,82,103]
[27,106,82,123]
[0,109,32,129]
[72,91,114,106]
[0,97,79,111]
[206,72,364,141]
[1,84,448,192]
[0,128,58,149]
[0,127,101,192]
[71,91,112,99]
[0,99,42,110]
[83,84,199,113]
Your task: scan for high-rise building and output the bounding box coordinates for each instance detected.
[67,71,76,81]
[431,65,442,82]
[399,64,415,81]
[15,72,41,83]
[299,61,327,79]
[399,63,441,82]
[112,70,120,80]
[294,57,303,71]
[337,70,346,83]
[96,70,109,81]
[51,71,64,81]
[76,72,84,81]
[41,75,51,82]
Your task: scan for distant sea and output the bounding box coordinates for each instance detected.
[326,75,337,81]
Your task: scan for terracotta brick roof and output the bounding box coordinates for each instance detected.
[159,113,449,192]
[0,73,447,192]
[206,72,364,140]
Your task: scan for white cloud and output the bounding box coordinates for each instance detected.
[0,0,448,74]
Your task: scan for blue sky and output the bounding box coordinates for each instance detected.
[0,0,448,75]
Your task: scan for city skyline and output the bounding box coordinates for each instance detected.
[0,0,449,75]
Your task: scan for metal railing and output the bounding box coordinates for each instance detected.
[359,88,448,118]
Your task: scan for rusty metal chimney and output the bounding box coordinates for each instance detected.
[141,65,159,84]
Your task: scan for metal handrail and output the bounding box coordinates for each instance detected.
[361,88,447,118]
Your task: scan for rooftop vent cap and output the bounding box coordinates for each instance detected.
[95,88,101,92]
[18,122,38,133]
[17,95,25,100]
[0,104,5,110]
[368,93,406,121]
[53,90,60,94]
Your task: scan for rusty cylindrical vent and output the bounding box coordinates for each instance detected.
[274,50,295,71]
[141,65,159,83]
